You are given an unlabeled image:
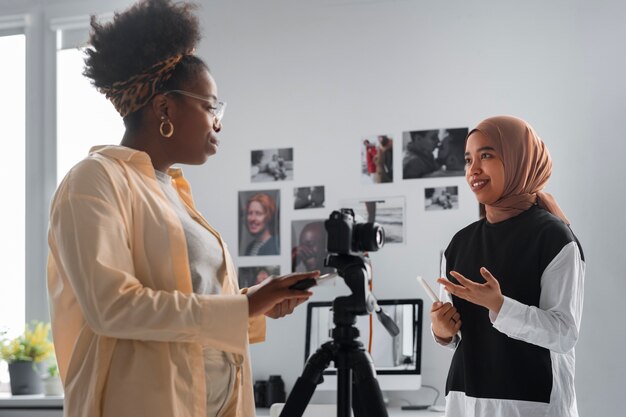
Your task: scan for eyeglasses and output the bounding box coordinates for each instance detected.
[163,90,227,122]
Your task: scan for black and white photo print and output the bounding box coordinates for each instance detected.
[402,127,468,179]
[425,186,459,211]
[294,186,325,210]
[237,265,280,289]
[339,197,405,244]
[250,148,294,182]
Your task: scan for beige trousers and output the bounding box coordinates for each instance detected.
[203,347,237,417]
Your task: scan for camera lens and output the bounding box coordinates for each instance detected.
[353,222,385,252]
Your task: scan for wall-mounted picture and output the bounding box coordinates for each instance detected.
[338,197,405,244]
[402,127,468,179]
[425,186,459,211]
[291,219,334,274]
[361,135,394,184]
[238,189,280,256]
[237,265,280,289]
[294,186,325,210]
[251,148,294,182]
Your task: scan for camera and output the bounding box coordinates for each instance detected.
[325,208,385,254]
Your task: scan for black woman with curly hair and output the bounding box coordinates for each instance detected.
[46,1,317,416]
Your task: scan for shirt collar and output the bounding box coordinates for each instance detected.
[89,145,189,184]
[89,145,153,165]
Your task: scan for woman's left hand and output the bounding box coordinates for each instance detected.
[245,271,318,318]
[437,267,505,314]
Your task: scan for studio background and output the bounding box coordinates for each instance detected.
[2,0,624,416]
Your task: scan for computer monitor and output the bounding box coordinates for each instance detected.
[304,298,423,391]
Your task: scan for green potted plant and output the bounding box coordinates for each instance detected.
[0,322,55,395]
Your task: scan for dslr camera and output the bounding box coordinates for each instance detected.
[325,208,385,255]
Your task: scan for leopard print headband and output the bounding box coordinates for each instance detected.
[99,53,187,118]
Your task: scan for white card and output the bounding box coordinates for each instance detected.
[416,275,440,303]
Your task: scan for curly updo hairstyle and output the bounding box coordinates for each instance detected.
[83,0,209,131]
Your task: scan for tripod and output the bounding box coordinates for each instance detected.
[279,254,396,417]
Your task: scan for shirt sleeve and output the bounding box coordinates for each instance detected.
[431,254,461,349]
[48,163,249,354]
[240,288,267,344]
[489,241,585,354]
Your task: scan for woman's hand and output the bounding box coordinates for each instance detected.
[246,271,319,318]
[437,267,504,313]
[431,301,462,342]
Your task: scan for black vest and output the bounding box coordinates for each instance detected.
[444,205,583,403]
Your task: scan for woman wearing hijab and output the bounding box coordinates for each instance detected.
[431,115,585,417]
[47,1,316,416]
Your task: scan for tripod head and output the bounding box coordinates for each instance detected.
[326,253,376,333]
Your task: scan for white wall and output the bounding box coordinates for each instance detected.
[189,1,626,414]
[3,0,625,415]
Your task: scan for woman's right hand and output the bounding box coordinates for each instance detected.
[430,301,462,343]
[245,271,319,318]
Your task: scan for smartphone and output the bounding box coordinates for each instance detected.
[289,272,338,290]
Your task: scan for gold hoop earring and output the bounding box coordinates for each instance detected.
[159,117,174,138]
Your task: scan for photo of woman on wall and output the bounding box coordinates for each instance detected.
[238,190,280,256]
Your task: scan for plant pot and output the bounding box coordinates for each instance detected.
[8,361,45,395]
[43,376,64,396]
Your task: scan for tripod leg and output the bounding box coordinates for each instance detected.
[280,342,334,417]
[350,350,389,417]
[336,351,352,417]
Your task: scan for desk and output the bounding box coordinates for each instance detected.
[260,404,445,417]
[0,395,445,417]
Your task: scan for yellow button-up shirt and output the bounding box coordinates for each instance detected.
[47,145,265,417]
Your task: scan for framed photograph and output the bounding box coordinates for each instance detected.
[237,265,280,289]
[402,127,468,179]
[291,219,334,274]
[361,135,394,184]
[294,186,325,210]
[238,189,280,256]
[250,148,294,182]
[425,186,459,210]
[339,197,406,244]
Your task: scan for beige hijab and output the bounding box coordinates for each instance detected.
[469,115,570,225]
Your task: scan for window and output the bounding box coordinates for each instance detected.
[56,18,123,183]
[0,11,122,391]
[0,30,25,386]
